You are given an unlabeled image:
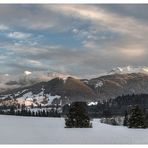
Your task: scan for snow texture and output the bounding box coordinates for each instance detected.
[0,115,148,144]
[95,80,103,88]
[109,65,148,75]
[16,89,61,106]
[88,102,98,106]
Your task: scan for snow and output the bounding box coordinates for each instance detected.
[22,92,33,99]
[15,87,61,106]
[48,95,61,104]
[0,115,148,144]
[108,65,148,75]
[100,117,124,126]
[4,74,9,77]
[24,71,32,75]
[17,97,36,106]
[1,94,11,99]
[83,80,89,84]
[21,89,29,93]
[95,80,103,88]
[88,102,98,106]
[143,67,148,72]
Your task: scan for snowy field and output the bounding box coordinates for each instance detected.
[0,115,148,144]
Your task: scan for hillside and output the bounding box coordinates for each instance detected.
[0,73,148,106]
[86,73,148,100]
[0,77,96,106]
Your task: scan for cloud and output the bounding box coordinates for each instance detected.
[26,60,43,67]
[1,4,148,78]
[41,4,148,62]
[0,5,71,31]
[7,32,32,39]
[44,5,148,38]
[0,24,9,31]
[120,48,145,58]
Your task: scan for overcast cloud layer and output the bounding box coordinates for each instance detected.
[0,4,148,78]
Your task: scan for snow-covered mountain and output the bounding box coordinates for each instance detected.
[1,72,148,106]
[85,72,148,100]
[1,66,148,93]
[0,77,95,106]
[1,66,148,106]
[108,66,148,75]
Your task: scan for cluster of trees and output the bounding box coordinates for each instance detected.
[0,106,61,117]
[64,102,148,128]
[62,94,148,119]
[123,105,147,128]
[87,93,148,117]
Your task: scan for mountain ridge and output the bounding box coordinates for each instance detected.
[0,72,148,106]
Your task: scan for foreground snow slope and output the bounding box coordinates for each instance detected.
[0,115,148,144]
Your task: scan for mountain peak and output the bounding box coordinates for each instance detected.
[108,66,148,75]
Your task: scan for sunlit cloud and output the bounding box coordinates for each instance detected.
[120,48,145,58]
[43,5,148,38]
[0,4,148,77]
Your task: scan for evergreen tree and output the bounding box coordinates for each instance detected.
[65,102,92,128]
[62,104,70,115]
[38,104,42,109]
[123,111,128,126]
[28,110,31,116]
[35,111,38,116]
[50,108,55,117]
[32,111,35,116]
[42,110,47,117]
[17,110,21,116]
[102,109,112,118]
[128,105,146,128]
[31,103,34,109]
[10,106,15,115]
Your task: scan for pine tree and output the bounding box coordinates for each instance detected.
[10,106,15,115]
[123,111,128,126]
[65,102,92,128]
[42,110,46,117]
[32,111,35,116]
[31,103,34,109]
[50,108,55,117]
[28,110,31,116]
[128,105,146,128]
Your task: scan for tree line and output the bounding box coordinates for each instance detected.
[87,93,148,117]
[64,102,148,128]
[0,106,61,117]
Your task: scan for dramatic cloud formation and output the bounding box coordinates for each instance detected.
[0,4,148,78]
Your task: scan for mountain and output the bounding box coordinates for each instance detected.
[1,67,148,106]
[0,77,96,106]
[108,66,148,75]
[85,72,148,100]
[1,66,148,93]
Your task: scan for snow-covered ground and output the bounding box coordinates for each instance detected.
[0,115,148,144]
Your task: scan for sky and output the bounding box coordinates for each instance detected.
[1,4,148,78]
